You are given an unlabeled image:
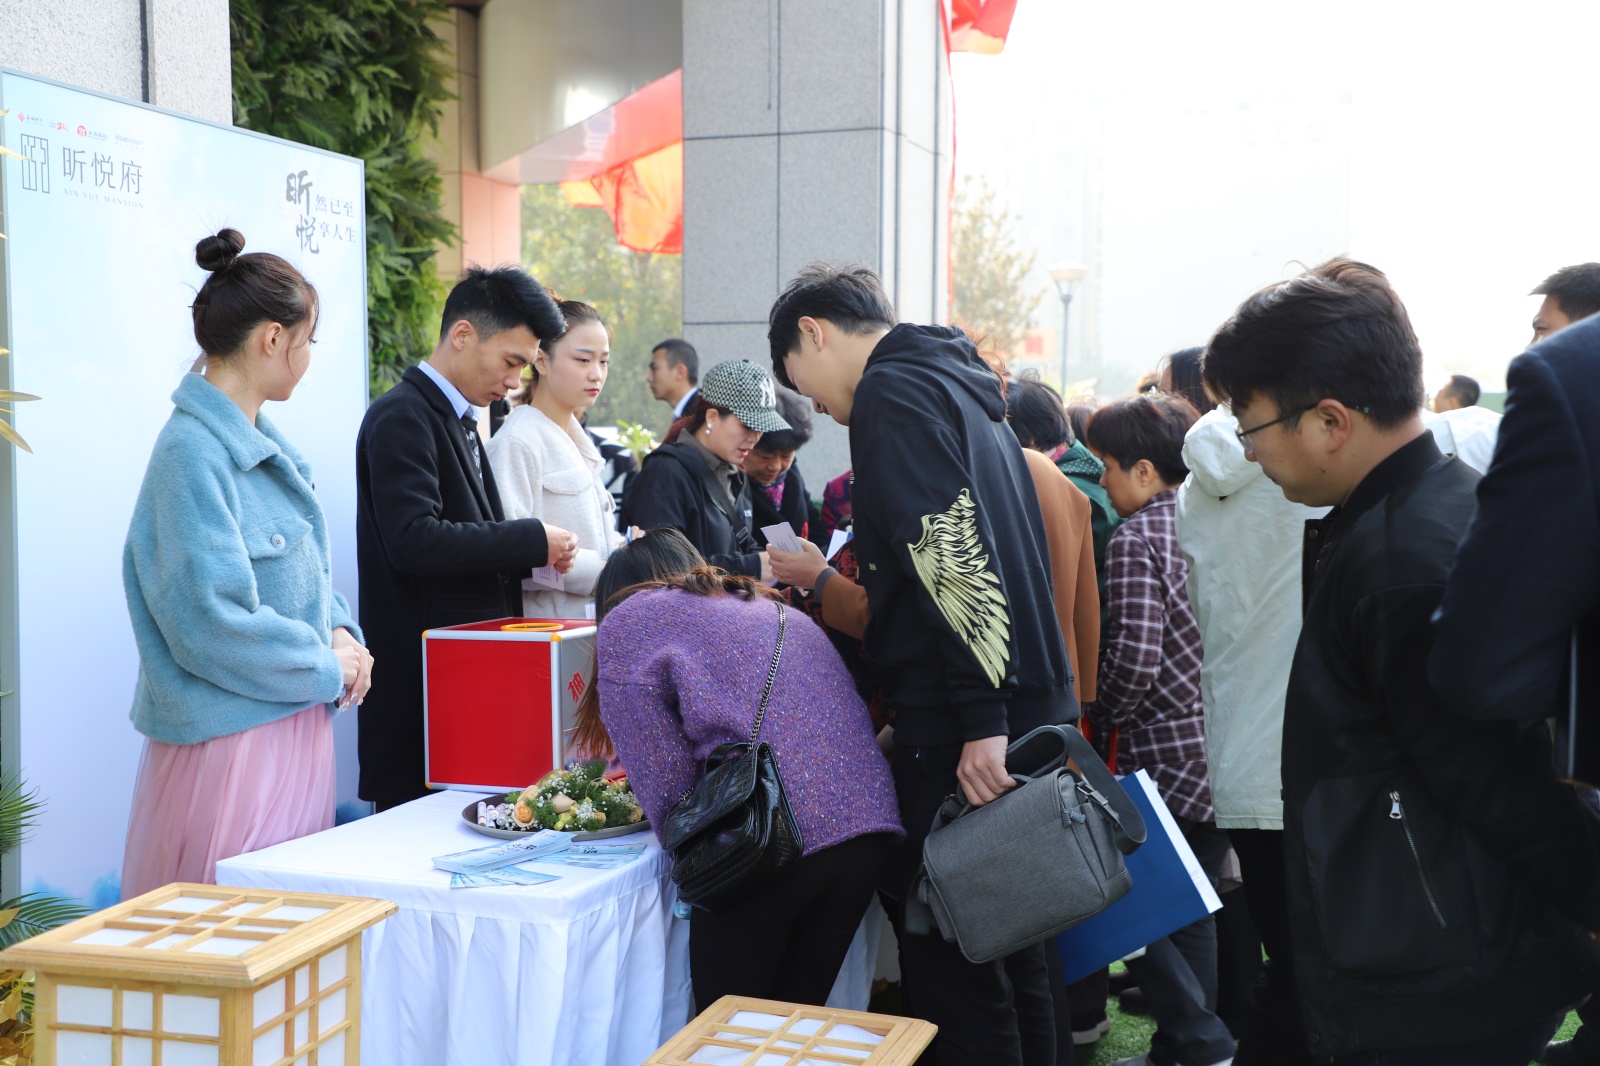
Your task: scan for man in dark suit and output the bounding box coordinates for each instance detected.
[356,266,579,810]
[1431,304,1600,1066]
[1430,312,1600,726]
[647,337,699,419]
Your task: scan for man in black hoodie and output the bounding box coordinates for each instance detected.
[769,263,1075,1066]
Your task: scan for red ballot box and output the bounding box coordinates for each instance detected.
[422,617,598,793]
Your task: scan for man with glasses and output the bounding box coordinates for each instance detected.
[1203,258,1600,1065]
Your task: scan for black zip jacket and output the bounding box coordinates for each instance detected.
[622,440,761,576]
[1282,433,1600,1058]
[849,324,1074,745]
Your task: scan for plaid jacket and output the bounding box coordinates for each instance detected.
[1088,489,1213,822]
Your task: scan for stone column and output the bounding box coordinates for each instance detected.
[681,0,951,483]
[429,6,522,281]
[144,0,232,123]
[0,0,230,124]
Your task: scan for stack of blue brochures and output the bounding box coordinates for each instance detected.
[433,834,648,888]
[434,831,573,889]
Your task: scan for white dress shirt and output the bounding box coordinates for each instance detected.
[672,387,699,419]
[417,360,480,421]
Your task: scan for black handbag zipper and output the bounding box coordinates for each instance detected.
[1388,790,1447,929]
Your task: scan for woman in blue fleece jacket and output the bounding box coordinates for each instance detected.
[119,229,373,899]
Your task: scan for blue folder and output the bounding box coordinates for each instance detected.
[1056,770,1223,983]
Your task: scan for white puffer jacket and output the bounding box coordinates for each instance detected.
[1421,405,1500,474]
[1175,408,1329,829]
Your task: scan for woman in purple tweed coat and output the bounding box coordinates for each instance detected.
[571,528,902,1012]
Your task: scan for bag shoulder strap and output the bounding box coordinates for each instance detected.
[1058,725,1147,854]
[673,600,789,807]
[748,600,787,744]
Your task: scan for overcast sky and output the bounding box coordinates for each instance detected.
[952,0,1600,395]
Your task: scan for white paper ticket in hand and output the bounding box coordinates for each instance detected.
[524,564,566,592]
[760,522,805,553]
[826,527,852,561]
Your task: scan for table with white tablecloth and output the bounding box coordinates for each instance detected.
[215,789,881,1066]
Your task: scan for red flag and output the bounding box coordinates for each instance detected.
[572,141,683,255]
[558,71,684,255]
[947,0,1018,54]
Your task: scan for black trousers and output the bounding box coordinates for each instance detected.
[1228,827,1317,1066]
[1215,881,1264,1033]
[690,832,893,1013]
[891,742,1058,1066]
[1048,948,1094,1063]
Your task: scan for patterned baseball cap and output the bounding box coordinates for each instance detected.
[699,360,791,434]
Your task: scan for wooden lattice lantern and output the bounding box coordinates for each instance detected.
[644,996,937,1066]
[0,883,395,1066]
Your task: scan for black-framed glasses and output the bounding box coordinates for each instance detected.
[1235,401,1372,456]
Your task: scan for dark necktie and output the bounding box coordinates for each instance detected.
[460,412,483,480]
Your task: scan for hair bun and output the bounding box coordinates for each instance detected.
[195,228,247,273]
[525,275,568,340]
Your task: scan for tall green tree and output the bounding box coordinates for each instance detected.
[522,184,683,437]
[231,0,456,396]
[950,176,1041,359]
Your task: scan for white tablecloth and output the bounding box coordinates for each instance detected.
[215,790,879,1066]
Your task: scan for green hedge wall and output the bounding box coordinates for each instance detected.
[231,0,457,396]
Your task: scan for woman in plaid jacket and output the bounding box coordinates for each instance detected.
[1084,392,1235,1066]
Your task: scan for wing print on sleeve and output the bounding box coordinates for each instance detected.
[907,488,1012,688]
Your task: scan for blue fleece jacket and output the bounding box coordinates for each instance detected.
[123,372,361,745]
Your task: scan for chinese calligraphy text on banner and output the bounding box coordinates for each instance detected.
[0,71,369,907]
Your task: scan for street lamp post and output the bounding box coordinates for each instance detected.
[1048,260,1088,392]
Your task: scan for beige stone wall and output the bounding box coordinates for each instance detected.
[0,0,232,122]
[0,0,231,124]
[427,7,522,282]
[145,0,233,123]
[0,0,145,104]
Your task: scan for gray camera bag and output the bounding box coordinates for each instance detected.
[905,724,1148,964]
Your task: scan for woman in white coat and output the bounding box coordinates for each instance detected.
[487,300,626,617]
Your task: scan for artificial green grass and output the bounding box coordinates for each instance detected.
[1080,987,1156,1065]
[1550,1009,1582,1044]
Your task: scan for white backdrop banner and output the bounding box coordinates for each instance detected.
[0,70,369,907]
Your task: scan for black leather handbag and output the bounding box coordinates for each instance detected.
[657,600,804,910]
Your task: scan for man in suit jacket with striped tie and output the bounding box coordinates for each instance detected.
[356,266,579,810]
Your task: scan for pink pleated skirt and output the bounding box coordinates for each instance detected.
[120,704,336,901]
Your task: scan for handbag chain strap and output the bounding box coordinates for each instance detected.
[674,599,789,806]
[747,600,787,745]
